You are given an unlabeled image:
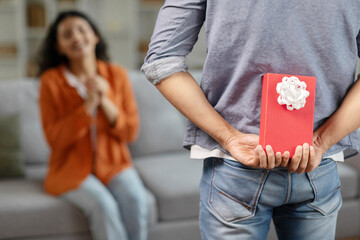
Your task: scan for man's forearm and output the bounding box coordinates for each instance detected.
[155,71,239,147]
[315,79,360,152]
[155,71,299,169]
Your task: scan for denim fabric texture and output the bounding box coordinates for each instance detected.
[199,158,342,240]
[142,0,360,157]
[61,168,148,240]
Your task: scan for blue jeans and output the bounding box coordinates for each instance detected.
[199,158,342,240]
[61,168,148,240]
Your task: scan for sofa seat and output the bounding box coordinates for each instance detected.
[1,75,360,240]
[135,152,360,240]
[0,177,158,240]
[0,179,89,239]
[134,150,203,221]
[337,162,359,199]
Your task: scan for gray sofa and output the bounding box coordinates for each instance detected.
[0,70,359,240]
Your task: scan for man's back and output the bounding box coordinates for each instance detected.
[144,0,360,156]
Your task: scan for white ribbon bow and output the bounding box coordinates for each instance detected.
[276,76,310,111]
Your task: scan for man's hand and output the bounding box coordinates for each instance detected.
[286,143,315,174]
[286,131,327,174]
[223,131,326,173]
[223,132,283,169]
[287,78,360,174]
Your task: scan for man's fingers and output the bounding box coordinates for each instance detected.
[288,145,302,173]
[256,145,267,168]
[305,146,317,172]
[253,147,260,167]
[281,151,290,167]
[296,143,309,174]
[265,145,275,169]
[275,152,282,167]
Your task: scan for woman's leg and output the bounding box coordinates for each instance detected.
[108,167,148,240]
[61,174,128,240]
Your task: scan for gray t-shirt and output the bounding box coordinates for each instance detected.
[142,0,360,157]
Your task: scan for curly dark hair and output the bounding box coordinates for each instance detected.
[37,10,110,76]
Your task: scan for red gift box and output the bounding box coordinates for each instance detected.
[259,73,316,157]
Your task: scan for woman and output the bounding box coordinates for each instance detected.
[38,10,148,240]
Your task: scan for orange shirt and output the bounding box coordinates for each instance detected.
[39,60,139,195]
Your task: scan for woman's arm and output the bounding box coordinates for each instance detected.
[39,76,93,151]
[91,68,139,142]
[87,75,118,126]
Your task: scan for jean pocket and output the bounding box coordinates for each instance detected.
[306,158,342,216]
[209,159,269,222]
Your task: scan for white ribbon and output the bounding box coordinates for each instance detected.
[276,76,309,111]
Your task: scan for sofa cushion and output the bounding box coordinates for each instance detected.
[148,219,201,240]
[25,163,48,180]
[128,70,203,158]
[0,114,25,178]
[128,71,187,157]
[134,153,357,221]
[0,179,89,239]
[134,150,203,221]
[0,114,21,149]
[19,80,50,164]
[337,162,359,199]
[0,150,24,179]
[0,79,49,165]
[0,178,158,239]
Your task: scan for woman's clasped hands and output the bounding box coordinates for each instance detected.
[84,75,109,114]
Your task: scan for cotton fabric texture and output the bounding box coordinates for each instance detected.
[0,114,24,178]
[200,158,341,240]
[142,0,360,158]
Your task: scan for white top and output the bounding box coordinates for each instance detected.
[190,144,344,162]
[64,69,87,99]
[64,69,97,154]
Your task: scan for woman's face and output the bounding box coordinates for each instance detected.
[56,16,99,61]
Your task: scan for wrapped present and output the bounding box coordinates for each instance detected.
[259,73,316,157]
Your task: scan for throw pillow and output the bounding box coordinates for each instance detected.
[0,114,24,178]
